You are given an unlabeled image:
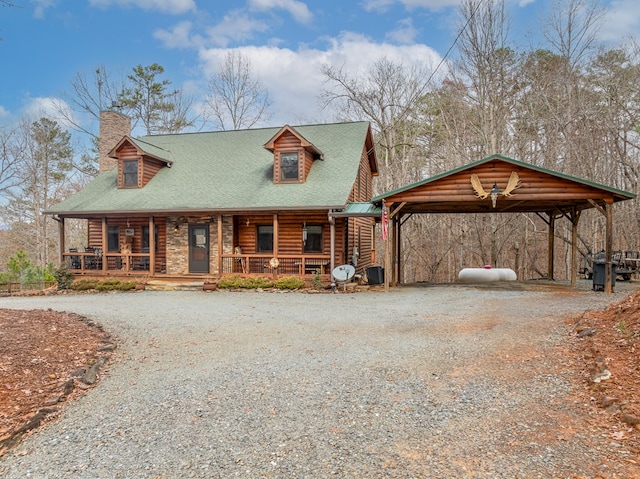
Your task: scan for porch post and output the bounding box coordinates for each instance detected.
[58,217,65,264]
[101,217,108,272]
[370,221,376,265]
[329,214,335,277]
[149,216,156,275]
[217,214,223,276]
[273,214,279,258]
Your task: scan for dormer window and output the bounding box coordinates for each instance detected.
[264,125,323,185]
[123,159,139,187]
[280,152,299,181]
[112,137,172,189]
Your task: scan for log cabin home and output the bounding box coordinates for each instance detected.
[47,111,380,285]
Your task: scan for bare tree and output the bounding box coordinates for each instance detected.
[0,124,24,197]
[204,51,271,130]
[54,65,126,139]
[321,58,432,193]
[542,0,606,70]
[154,89,198,134]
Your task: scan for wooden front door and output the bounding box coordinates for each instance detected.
[189,224,209,273]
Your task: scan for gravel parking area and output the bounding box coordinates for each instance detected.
[0,281,637,478]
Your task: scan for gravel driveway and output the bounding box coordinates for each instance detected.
[0,282,637,478]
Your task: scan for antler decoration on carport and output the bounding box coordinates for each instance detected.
[470,171,521,207]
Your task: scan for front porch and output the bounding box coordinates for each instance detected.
[63,249,332,280]
[56,211,372,285]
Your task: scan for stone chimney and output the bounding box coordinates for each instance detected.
[99,110,131,172]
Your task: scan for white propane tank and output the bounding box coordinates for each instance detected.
[458,267,517,283]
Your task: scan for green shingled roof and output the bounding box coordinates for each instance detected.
[48,121,372,216]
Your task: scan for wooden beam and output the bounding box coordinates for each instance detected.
[588,199,606,216]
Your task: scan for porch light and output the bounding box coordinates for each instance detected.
[302,222,308,244]
[173,223,180,233]
[489,183,501,208]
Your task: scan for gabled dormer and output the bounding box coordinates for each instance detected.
[263,125,323,184]
[109,136,173,189]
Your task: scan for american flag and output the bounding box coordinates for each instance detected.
[381,202,388,240]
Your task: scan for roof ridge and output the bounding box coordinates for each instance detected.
[137,120,370,140]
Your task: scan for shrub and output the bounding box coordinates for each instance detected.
[217,275,244,289]
[311,270,324,290]
[243,276,274,289]
[273,276,305,290]
[95,279,137,291]
[53,264,74,289]
[217,275,274,289]
[71,278,137,291]
[71,279,99,291]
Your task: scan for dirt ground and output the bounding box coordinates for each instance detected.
[566,289,640,465]
[0,288,638,470]
[0,308,115,455]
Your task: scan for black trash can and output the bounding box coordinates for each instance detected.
[367,266,385,285]
[592,261,616,291]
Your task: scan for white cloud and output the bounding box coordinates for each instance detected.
[248,0,313,23]
[386,17,419,44]
[21,97,77,130]
[154,20,197,48]
[88,0,196,14]
[198,33,443,126]
[362,0,459,13]
[0,105,9,120]
[205,10,270,47]
[32,0,55,19]
[600,0,640,43]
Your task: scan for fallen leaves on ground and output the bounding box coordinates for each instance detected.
[0,308,115,455]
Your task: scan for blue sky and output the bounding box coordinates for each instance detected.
[1,0,639,134]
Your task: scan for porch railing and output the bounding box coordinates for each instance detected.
[64,251,330,277]
[221,254,331,276]
[63,251,151,274]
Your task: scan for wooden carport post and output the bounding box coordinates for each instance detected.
[384,202,391,292]
[383,202,405,291]
[588,199,615,293]
[570,209,581,287]
[605,201,614,293]
[547,212,555,281]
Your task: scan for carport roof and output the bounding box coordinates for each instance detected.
[372,155,635,215]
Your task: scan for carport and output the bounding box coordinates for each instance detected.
[372,155,635,293]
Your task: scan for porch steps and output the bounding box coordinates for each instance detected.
[145,280,205,291]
